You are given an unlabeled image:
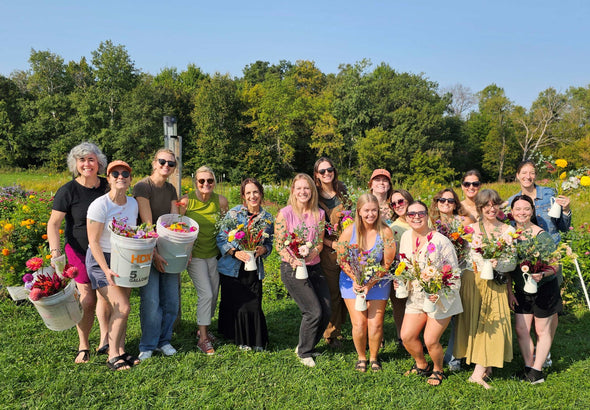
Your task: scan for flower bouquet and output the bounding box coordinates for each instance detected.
[156,214,200,273]
[337,242,387,311]
[391,259,413,298]
[219,208,272,271]
[109,217,158,287]
[434,219,474,268]
[471,230,517,280]
[23,254,83,331]
[278,221,323,279]
[326,209,354,239]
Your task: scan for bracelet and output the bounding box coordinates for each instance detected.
[50,248,61,254]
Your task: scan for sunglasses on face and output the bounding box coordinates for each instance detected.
[318,167,335,175]
[438,198,456,204]
[197,178,215,185]
[407,211,427,218]
[391,199,406,206]
[158,158,176,167]
[110,170,130,179]
[462,181,481,188]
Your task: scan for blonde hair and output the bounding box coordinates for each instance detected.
[287,173,320,221]
[355,193,388,250]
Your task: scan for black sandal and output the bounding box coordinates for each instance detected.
[355,360,368,373]
[75,350,90,363]
[427,370,446,386]
[107,355,130,371]
[404,362,433,377]
[370,360,382,372]
[96,344,109,355]
[122,352,140,366]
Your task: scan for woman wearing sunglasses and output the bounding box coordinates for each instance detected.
[454,189,514,389]
[396,201,462,386]
[314,157,350,349]
[388,188,414,347]
[181,166,229,355]
[460,170,482,221]
[86,160,139,370]
[133,149,180,361]
[429,188,473,227]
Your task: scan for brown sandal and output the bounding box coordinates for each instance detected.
[370,360,382,372]
[404,362,432,377]
[355,360,368,373]
[427,370,446,386]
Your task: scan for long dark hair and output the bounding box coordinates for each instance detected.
[510,194,539,226]
[313,157,349,205]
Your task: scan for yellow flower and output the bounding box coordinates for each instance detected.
[555,159,568,168]
[394,261,406,276]
[559,172,567,180]
[22,205,30,212]
[45,254,52,260]
[4,223,14,232]
[580,176,590,187]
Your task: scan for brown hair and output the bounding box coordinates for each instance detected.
[390,189,414,221]
[240,178,264,202]
[474,189,503,217]
[313,157,349,205]
[429,188,466,222]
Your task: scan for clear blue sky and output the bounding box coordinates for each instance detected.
[1,0,588,108]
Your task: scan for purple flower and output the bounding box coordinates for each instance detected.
[235,231,246,240]
[22,273,34,283]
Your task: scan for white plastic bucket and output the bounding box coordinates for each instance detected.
[156,214,200,273]
[30,280,83,331]
[110,229,157,287]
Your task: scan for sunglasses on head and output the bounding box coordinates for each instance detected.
[158,158,176,167]
[110,170,130,179]
[391,198,406,206]
[406,211,427,218]
[462,181,481,188]
[438,198,456,204]
[318,167,335,175]
[197,178,215,185]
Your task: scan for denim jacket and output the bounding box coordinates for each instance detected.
[508,184,571,245]
[216,205,274,280]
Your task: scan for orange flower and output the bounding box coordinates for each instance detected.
[450,232,460,240]
[45,254,52,260]
[59,229,64,235]
[1,248,9,256]
[42,234,48,240]
[4,223,14,232]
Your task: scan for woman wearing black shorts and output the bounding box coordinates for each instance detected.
[508,195,562,384]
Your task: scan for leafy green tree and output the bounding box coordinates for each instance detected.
[27,49,70,95]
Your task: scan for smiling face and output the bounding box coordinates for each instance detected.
[316,160,335,186]
[243,182,261,210]
[154,152,176,178]
[293,178,312,206]
[516,163,536,190]
[461,175,481,200]
[391,192,408,217]
[196,171,215,196]
[481,201,500,222]
[370,175,390,196]
[108,166,131,190]
[76,153,99,178]
[512,198,534,226]
[437,191,456,215]
[406,203,428,232]
[358,200,379,226]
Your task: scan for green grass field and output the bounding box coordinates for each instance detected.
[1,171,590,408]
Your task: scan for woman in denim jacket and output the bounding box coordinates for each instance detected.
[216,178,274,351]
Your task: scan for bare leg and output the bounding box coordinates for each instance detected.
[96,290,111,347]
[400,313,429,370]
[469,364,491,389]
[514,313,535,367]
[532,314,557,370]
[343,298,368,361]
[99,285,132,367]
[366,300,387,363]
[75,282,96,363]
[423,316,452,375]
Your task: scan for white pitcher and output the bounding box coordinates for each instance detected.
[244,250,257,271]
[480,259,494,280]
[523,272,538,294]
[548,197,562,219]
[295,259,308,279]
[395,279,409,298]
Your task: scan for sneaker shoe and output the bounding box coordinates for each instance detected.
[543,352,552,369]
[197,339,215,355]
[138,351,153,361]
[448,362,461,372]
[239,345,252,351]
[298,356,316,367]
[525,368,545,384]
[197,330,217,343]
[156,344,177,356]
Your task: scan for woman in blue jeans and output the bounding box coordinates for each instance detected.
[275,173,331,367]
[133,149,180,361]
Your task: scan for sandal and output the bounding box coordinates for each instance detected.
[107,355,130,371]
[370,360,382,372]
[427,370,446,386]
[96,344,109,355]
[355,360,368,373]
[75,350,90,363]
[404,362,433,377]
[122,352,140,366]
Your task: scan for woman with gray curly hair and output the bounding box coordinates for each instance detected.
[47,142,111,363]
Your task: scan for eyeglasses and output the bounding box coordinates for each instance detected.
[197,178,215,185]
[437,198,456,204]
[110,170,130,179]
[158,158,176,167]
[406,211,427,218]
[391,199,406,206]
[462,181,481,188]
[318,167,335,175]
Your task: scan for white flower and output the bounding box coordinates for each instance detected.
[522,265,530,273]
[305,241,313,249]
[299,245,310,257]
[284,240,291,246]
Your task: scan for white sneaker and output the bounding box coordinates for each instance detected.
[298,356,316,367]
[239,345,253,351]
[138,351,153,361]
[156,344,177,356]
[543,352,552,369]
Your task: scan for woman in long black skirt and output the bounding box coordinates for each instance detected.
[216,178,274,350]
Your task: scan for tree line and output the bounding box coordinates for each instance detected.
[1,40,589,184]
